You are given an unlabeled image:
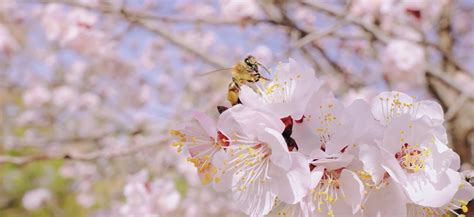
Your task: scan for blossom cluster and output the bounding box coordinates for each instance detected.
[170,59,473,217]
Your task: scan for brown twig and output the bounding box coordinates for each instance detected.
[0,137,170,166]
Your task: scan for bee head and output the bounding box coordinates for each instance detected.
[244,55,259,72]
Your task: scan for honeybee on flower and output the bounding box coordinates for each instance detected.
[171,58,474,217]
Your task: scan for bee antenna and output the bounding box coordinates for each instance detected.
[258,62,271,75]
[260,75,271,81]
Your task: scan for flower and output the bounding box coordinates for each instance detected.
[379,114,461,207]
[213,105,311,217]
[169,111,226,186]
[120,170,181,217]
[22,188,52,211]
[23,85,51,107]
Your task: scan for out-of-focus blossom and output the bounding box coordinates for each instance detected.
[119,170,180,217]
[66,61,86,84]
[52,85,79,108]
[79,92,100,109]
[250,45,273,66]
[76,192,96,208]
[60,162,97,179]
[343,87,378,104]
[220,0,263,21]
[0,24,18,56]
[350,0,384,24]
[22,188,53,211]
[382,40,426,90]
[23,85,51,107]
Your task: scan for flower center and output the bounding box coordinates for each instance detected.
[216,133,274,192]
[169,129,228,185]
[395,143,431,173]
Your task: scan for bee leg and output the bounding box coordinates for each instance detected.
[247,73,261,83]
[228,81,241,106]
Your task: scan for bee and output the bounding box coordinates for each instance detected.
[201,55,271,106]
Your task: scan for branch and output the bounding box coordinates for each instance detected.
[293,21,348,48]
[302,0,390,43]
[0,137,170,166]
[445,93,469,121]
[302,0,471,74]
[426,65,474,100]
[125,17,230,69]
[27,0,231,69]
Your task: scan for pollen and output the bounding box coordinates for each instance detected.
[202,173,212,185]
[171,141,184,153]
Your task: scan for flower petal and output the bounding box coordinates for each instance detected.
[258,127,292,170]
[404,168,461,207]
[415,100,444,124]
[339,169,365,214]
[364,177,407,217]
[269,152,311,204]
[358,143,386,184]
[234,182,276,217]
[292,121,320,155]
[192,111,217,138]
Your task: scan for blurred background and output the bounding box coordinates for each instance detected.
[0,0,473,216]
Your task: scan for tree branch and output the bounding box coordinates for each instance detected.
[0,137,170,166]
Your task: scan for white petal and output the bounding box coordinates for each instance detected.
[358,144,385,184]
[270,152,311,204]
[380,149,407,184]
[234,182,276,217]
[217,105,284,142]
[404,168,461,207]
[217,105,245,140]
[339,169,365,214]
[312,152,354,171]
[292,121,320,155]
[433,138,461,171]
[309,166,325,189]
[258,127,292,171]
[382,114,431,155]
[240,85,265,111]
[363,177,407,217]
[415,100,444,124]
[192,111,217,138]
[211,150,233,192]
[455,180,474,202]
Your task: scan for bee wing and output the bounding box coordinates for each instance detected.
[196,68,233,77]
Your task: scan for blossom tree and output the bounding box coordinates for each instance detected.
[1,0,473,216]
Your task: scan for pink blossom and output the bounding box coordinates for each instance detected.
[22,188,52,211]
[23,85,51,107]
